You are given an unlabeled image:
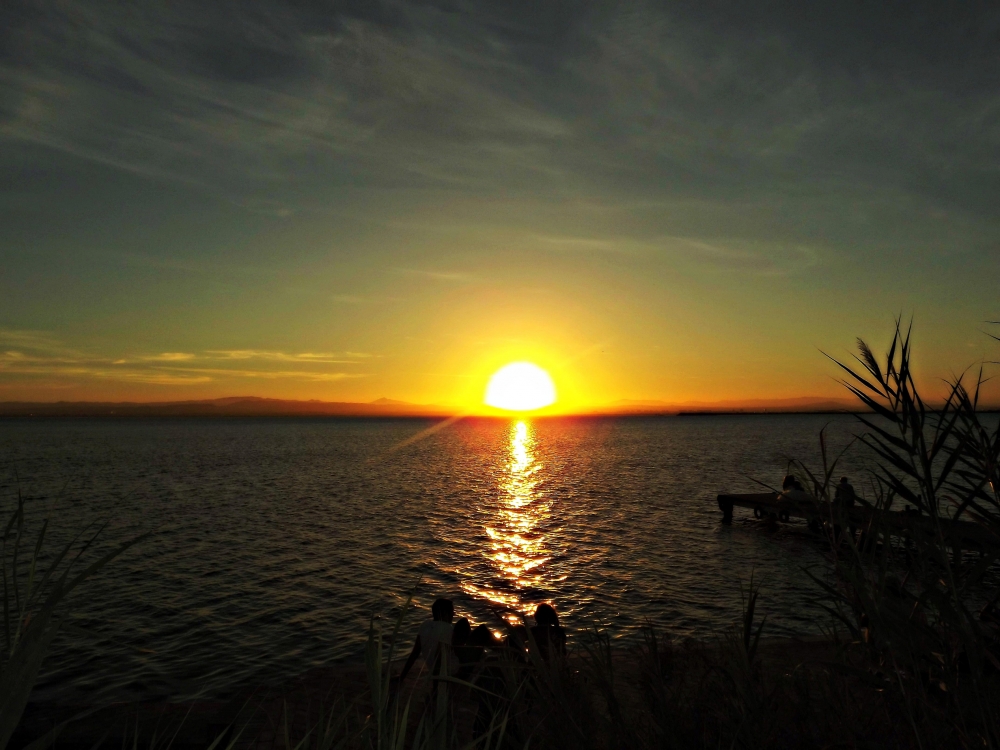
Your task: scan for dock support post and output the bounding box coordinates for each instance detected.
[717,496,734,524]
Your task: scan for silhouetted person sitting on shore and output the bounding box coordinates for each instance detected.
[452,617,484,680]
[782,474,805,493]
[780,474,812,507]
[399,598,454,683]
[472,624,498,650]
[529,604,566,661]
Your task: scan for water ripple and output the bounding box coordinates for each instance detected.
[0,415,868,704]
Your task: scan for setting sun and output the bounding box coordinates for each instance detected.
[484,363,557,412]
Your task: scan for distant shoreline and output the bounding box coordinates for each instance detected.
[675,409,865,416]
[2,397,991,419]
[0,407,886,419]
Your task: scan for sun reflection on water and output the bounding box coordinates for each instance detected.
[462,420,552,622]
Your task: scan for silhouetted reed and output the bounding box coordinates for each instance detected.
[791,319,1000,749]
[0,486,148,749]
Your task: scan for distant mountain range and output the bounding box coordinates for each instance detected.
[0,395,863,418]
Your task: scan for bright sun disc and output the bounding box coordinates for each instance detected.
[485,362,556,411]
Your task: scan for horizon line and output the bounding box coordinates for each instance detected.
[0,393,971,418]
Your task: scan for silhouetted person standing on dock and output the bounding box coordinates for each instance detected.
[835,477,856,508]
[834,476,858,539]
[399,598,454,683]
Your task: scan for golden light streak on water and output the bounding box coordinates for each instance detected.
[476,419,552,622]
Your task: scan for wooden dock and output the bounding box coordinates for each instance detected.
[716,492,999,553]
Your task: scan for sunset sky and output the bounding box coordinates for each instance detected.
[1,1,998,412]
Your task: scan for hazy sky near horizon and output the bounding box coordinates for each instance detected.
[2,0,999,410]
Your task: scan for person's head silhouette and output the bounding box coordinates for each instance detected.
[471,624,496,648]
[534,603,560,627]
[782,474,797,491]
[453,617,471,645]
[431,598,454,623]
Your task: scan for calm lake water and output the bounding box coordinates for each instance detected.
[0,415,872,704]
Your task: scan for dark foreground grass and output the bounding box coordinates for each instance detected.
[7,615,974,750]
[4,320,1000,750]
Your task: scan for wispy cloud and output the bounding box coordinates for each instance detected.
[534,235,626,254]
[529,232,818,275]
[0,0,572,204]
[0,329,85,359]
[660,237,819,276]
[331,294,367,305]
[156,367,362,382]
[141,352,196,362]
[0,0,995,272]
[393,268,472,283]
[204,350,365,363]
[0,329,371,388]
[330,293,402,306]
[0,360,213,386]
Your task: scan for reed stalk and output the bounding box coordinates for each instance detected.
[0,485,149,749]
